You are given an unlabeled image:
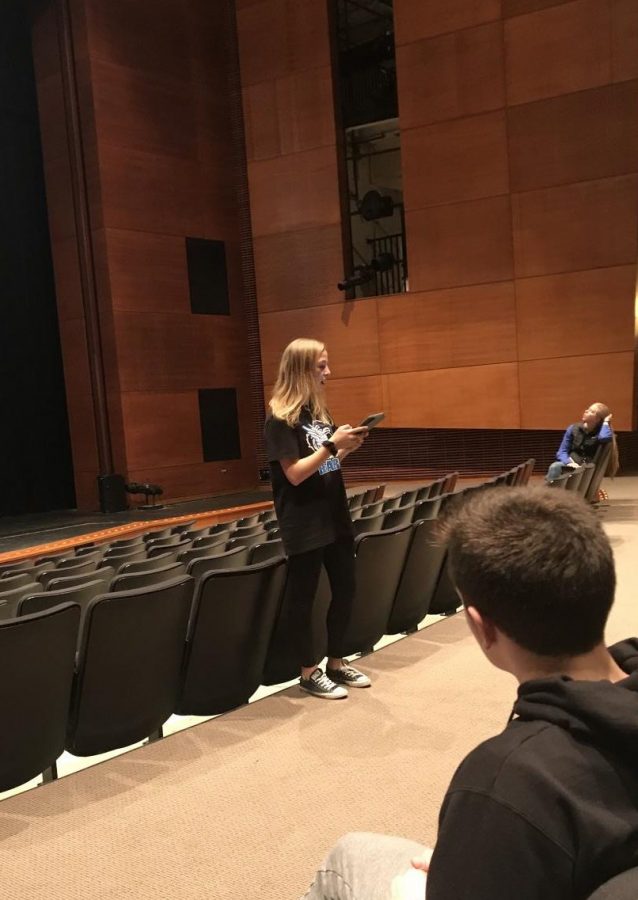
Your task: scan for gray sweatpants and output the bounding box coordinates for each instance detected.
[301,832,428,900]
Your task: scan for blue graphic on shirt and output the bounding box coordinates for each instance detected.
[303,421,342,476]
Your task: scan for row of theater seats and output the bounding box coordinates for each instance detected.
[0,465,534,795]
[0,510,285,621]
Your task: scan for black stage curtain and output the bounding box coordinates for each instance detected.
[0,0,76,516]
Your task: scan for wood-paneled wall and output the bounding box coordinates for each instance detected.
[240,0,637,433]
[32,0,257,507]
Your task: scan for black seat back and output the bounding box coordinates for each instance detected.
[248,540,285,565]
[0,571,35,589]
[427,477,446,498]
[565,467,585,492]
[178,541,228,564]
[0,603,79,792]
[18,580,108,619]
[585,441,613,503]
[66,576,194,756]
[110,562,187,592]
[412,495,443,521]
[383,505,415,529]
[0,581,44,620]
[577,462,596,497]
[352,514,385,536]
[38,559,99,588]
[186,547,251,579]
[387,519,447,634]
[227,532,267,550]
[341,525,413,654]
[178,559,286,715]
[117,552,176,575]
[46,567,114,592]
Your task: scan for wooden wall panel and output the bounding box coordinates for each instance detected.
[503,0,573,16]
[402,111,509,208]
[519,353,635,430]
[508,81,638,192]
[258,302,381,384]
[114,314,247,392]
[512,174,638,277]
[247,146,340,237]
[504,0,612,105]
[104,230,191,314]
[244,67,335,161]
[33,0,260,504]
[98,146,230,236]
[378,282,517,373]
[394,0,501,45]
[252,225,343,313]
[396,23,505,129]
[236,0,330,86]
[318,376,387,429]
[121,392,203,469]
[407,196,514,291]
[236,0,638,438]
[388,364,521,429]
[612,0,638,82]
[516,267,636,361]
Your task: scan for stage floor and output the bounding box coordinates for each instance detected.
[0,488,273,554]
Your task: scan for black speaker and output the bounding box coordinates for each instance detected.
[97,474,128,513]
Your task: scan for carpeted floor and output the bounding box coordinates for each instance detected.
[0,480,635,899]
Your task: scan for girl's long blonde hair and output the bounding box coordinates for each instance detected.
[269,338,331,426]
[589,402,620,476]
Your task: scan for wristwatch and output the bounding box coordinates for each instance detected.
[322,439,338,457]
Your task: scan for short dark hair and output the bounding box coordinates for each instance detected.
[443,487,615,656]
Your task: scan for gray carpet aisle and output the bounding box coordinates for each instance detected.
[0,480,635,900]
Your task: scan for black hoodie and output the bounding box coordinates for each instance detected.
[426,639,638,900]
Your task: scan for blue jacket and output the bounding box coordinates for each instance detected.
[556,422,612,465]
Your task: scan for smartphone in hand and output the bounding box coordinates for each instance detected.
[359,412,385,429]
[350,412,385,433]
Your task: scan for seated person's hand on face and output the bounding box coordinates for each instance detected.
[567,459,580,468]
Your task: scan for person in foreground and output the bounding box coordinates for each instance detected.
[264,337,370,700]
[302,487,638,899]
[546,401,618,482]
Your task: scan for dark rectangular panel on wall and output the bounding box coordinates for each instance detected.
[198,388,241,461]
[186,237,230,315]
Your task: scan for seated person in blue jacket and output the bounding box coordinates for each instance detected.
[546,401,616,482]
[301,488,638,900]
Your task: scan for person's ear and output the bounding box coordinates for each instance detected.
[465,604,497,651]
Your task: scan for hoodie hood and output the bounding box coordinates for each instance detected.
[512,638,638,765]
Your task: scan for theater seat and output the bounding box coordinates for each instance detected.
[341,524,413,654]
[387,518,448,634]
[0,581,44,620]
[65,576,194,756]
[177,558,287,715]
[0,603,79,792]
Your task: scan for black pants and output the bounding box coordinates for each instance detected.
[286,537,356,668]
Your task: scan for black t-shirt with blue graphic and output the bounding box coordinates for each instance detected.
[264,409,353,556]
